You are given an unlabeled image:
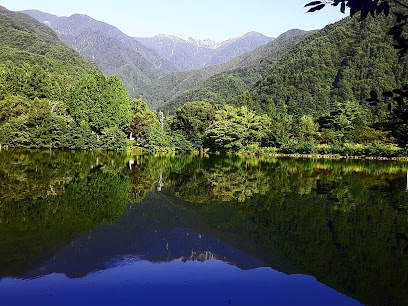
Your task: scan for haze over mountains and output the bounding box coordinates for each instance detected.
[22,9,275,98]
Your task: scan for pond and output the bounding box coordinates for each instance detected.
[0,149,407,306]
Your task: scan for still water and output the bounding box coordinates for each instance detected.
[0,150,407,305]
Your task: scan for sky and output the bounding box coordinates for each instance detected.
[0,0,347,41]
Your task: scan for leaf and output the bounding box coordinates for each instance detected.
[307,4,326,12]
[304,1,322,7]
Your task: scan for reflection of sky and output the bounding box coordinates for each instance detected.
[0,259,361,306]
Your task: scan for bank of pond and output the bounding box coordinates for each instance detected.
[0,149,407,305]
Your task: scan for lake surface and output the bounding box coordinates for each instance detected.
[0,150,407,305]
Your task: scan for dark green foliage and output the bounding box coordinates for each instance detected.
[164,72,249,113]
[0,97,68,148]
[0,62,70,101]
[136,125,172,152]
[68,70,131,134]
[67,120,99,150]
[250,14,407,121]
[100,127,128,151]
[0,66,130,151]
[204,121,245,152]
[171,131,194,152]
[305,0,408,56]
[172,101,214,134]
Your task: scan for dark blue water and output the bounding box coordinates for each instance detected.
[0,260,359,306]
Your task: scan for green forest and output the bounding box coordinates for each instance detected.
[0,5,407,157]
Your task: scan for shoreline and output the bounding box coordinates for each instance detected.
[2,146,408,161]
[234,152,408,161]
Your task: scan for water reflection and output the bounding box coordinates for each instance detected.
[0,150,408,305]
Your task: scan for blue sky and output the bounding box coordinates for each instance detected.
[1,0,347,41]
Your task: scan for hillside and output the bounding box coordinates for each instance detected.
[248,14,408,120]
[136,32,274,71]
[0,6,94,79]
[23,10,177,97]
[157,29,310,113]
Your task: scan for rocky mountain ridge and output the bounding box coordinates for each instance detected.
[136,31,274,71]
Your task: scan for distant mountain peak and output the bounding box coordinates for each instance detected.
[136,32,274,71]
[186,37,220,49]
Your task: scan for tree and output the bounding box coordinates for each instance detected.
[67,70,131,134]
[129,98,158,136]
[296,115,320,141]
[171,101,215,149]
[204,120,245,152]
[172,101,214,135]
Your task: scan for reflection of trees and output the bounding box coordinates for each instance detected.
[127,153,408,208]
[0,149,130,278]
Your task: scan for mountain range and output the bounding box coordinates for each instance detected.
[136,32,274,71]
[152,29,311,112]
[22,10,274,98]
[22,9,176,97]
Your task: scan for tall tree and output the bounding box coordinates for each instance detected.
[67,70,131,134]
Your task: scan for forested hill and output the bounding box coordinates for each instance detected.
[249,14,408,120]
[158,29,311,113]
[0,6,94,78]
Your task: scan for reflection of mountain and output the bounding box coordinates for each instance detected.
[22,192,294,279]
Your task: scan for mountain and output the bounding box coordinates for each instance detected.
[207,31,274,66]
[0,6,94,78]
[135,31,274,71]
[23,10,178,97]
[148,29,310,112]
